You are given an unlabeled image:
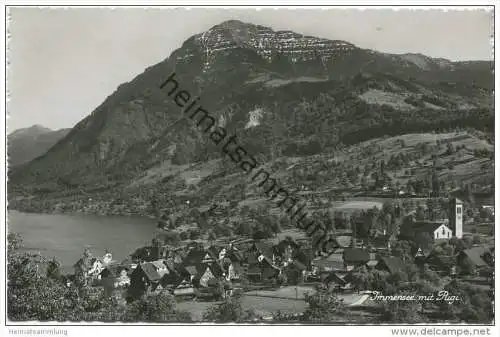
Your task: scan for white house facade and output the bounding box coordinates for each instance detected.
[433,223,453,240]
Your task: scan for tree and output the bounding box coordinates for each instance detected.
[415,205,426,220]
[236,221,253,236]
[189,229,201,240]
[414,232,433,251]
[443,280,494,323]
[74,248,93,288]
[7,232,23,252]
[203,295,260,323]
[350,266,374,292]
[46,258,62,281]
[124,292,191,322]
[8,251,86,321]
[446,143,455,155]
[352,208,378,238]
[391,240,414,263]
[458,256,476,275]
[426,198,440,221]
[431,169,440,197]
[380,298,424,323]
[156,231,181,247]
[301,286,344,322]
[207,230,217,243]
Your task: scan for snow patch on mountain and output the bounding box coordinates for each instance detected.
[245,108,265,129]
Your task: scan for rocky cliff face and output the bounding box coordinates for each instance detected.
[9,20,493,196]
[179,20,355,67]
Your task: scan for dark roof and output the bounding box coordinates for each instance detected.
[139,262,162,282]
[247,265,261,275]
[414,221,448,234]
[160,270,182,287]
[100,263,128,278]
[260,255,275,267]
[206,246,221,259]
[461,247,488,267]
[426,254,456,268]
[378,257,405,274]
[322,272,348,286]
[343,248,370,263]
[312,256,344,270]
[184,264,204,276]
[227,249,244,262]
[291,260,307,271]
[293,250,312,266]
[371,235,393,248]
[182,248,205,266]
[209,262,224,277]
[247,254,259,265]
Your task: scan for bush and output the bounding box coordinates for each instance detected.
[203,296,260,323]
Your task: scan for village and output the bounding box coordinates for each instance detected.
[71,194,494,321]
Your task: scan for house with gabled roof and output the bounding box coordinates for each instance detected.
[321,271,353,291]
[371,234,396,251]
[250,241,276,261]
[375,256,406,275]
[414,221,453,241]
[226,261,242,282]
[128,260,173,299]
[311,253,344,273]
[457,246,490,274]
[99,263,130,297]
[283,260,307,285]
[343,248,370,271]
[181,262,223,288]
[173,279,195,297]
[226,248,244,263]
[183,247,206,266]
[425,253,456,275]
[246,253,280,282]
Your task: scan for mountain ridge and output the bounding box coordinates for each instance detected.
[8,20,494,198]
[8,125,71,167]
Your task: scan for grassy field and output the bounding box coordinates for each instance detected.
[176,294,308,321]
[332,200,383,211]
[177,286,373,321]
[245,285,316,300]
[359,89,416,110]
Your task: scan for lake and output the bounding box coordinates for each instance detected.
[7,210,159,272]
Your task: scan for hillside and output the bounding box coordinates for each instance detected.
[9,131,494,230]
[8,20,494,210]
[7,125,70,167]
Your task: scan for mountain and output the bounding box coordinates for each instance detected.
[7,125,70,167]
[9,20,493,200]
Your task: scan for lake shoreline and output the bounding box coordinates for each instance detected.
[7,198,158,219]
[8,210,158,271]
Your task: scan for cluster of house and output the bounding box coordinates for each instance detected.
[309,237,494,291]
[310,198,494,290]
[71,197,493,303]
[73,237,315,302]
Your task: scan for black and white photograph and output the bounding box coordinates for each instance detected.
[2,3,497,331]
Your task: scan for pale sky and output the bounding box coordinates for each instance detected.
[7,7,493,132]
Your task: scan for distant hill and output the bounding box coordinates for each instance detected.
[8,20,494,204]
[8,125,70,167]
